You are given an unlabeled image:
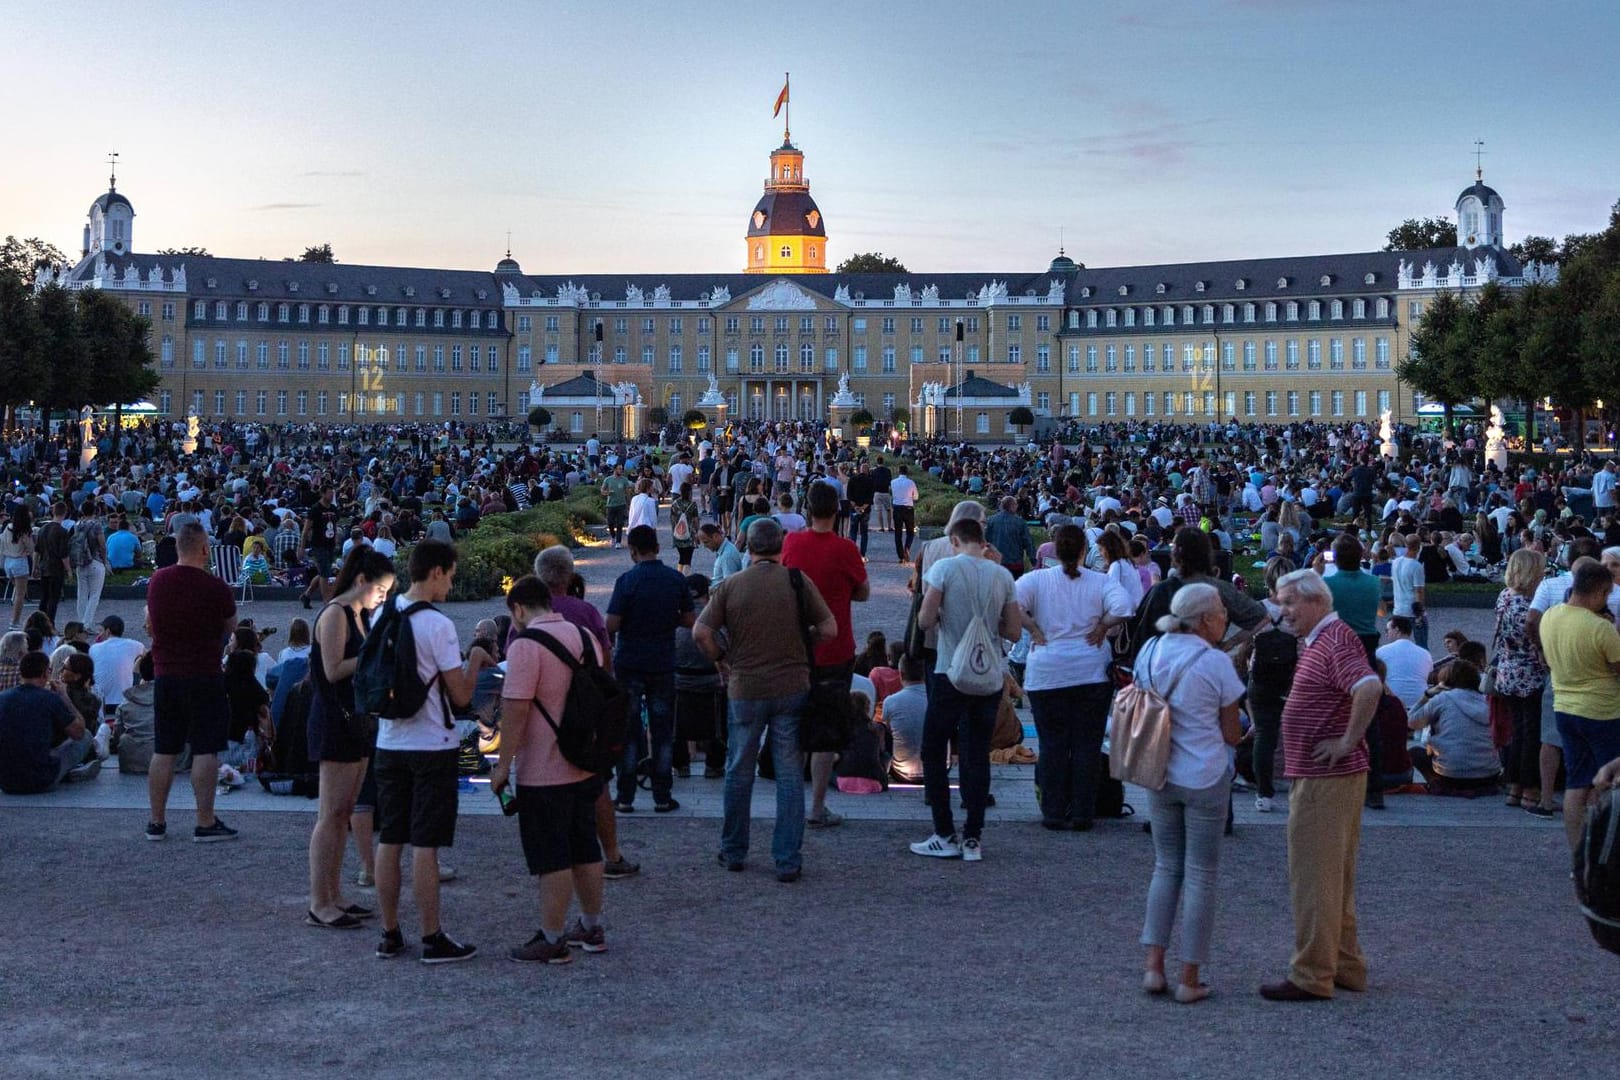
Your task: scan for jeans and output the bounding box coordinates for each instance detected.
[1249,698,1283,798]
[76,561,107,626]
[39,574,65,623]
[873,492,893,531]
[922,675,999,841]
[615,667,675,805]
[53,732,94,784]
[1141,772,1231,966]
[893,506,916,560]
[721,692,807,872]
[848,509,870,556]
[1028,682,1113,825]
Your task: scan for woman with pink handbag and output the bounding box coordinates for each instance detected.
[1135,583,1246,1004]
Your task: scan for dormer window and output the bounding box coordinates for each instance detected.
[1105,309,1117,327]
[1234,278,1247,291]
[1124,308,1136,327]
[1330,299,1344,319]
[1181,305,1194,324]
[206,278,218,289]
[1086,310,1098,328]
[476,289,488,301]
[1277,277,1289,289]
[1376,298,1390,318]
[357,306,369,326]
[1164,307,1175,326]
[1319,275,1332,286]
[288,281,299,293]
[1308,300,1321,320]
[247,280,258,291]
[1156,282,1167,294]
[1265,302,1277,322]
[1195,281,1206,293]
[1352,299,1366,319]
[405,286,416,298]
[337,305,349,325]
[1221,303,1235,324]
[365,285,377,296]
[1079,286,1091,298]
[256,302,268,321]
[439,287,451,299]
[1118,285,1129,296]
[1201,304,1214,324]
[327,282,339,295]
[1286,301,1299,321]
[1143,307,1155,327]
[1363,272,1377,285]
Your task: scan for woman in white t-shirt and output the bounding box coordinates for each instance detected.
[1134,582,1245,1005]
[1014,524,1134,830]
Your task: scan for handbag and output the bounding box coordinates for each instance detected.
[789,568,854,754]
[1108,636,1201,791]
[902,571,928,660]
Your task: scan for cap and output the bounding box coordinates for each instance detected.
[99,614,125,635]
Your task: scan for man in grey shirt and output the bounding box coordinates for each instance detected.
[881,655,928,784]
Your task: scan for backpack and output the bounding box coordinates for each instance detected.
[672,504,692,543]
[257,675,319,797]
[69,526,91,569]
[1249,616,1298,701]
[1577,788,1620,955]
[516,625,627,773]
[353,600,452,728]
[944,566,1006,696]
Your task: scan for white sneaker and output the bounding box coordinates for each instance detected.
[961,837,982,862]
[909,834,961,858]
[1254,795,1274,813]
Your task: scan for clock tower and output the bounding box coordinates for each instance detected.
[1455,168,1504,251]
[745,138,828,274]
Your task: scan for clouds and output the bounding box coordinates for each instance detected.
[250,202,321,211]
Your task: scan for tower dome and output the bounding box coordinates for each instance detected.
[1455,173,1504,250]
[745,140,828,274]
[86,169,135,258]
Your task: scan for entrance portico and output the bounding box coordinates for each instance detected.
[739,378,824,422]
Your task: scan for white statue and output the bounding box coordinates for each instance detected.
[78,406,98,471]
[182,413,199,455]
[1378,409,1395,459]
[1486,404,1508,471]
[708,371,721,396]
[625,283,644,306]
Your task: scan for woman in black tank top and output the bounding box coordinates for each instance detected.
[307,547,397,930]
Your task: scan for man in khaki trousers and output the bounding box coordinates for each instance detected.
[1261,569,1383,1002]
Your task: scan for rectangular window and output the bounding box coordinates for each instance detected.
[1308,339,1321,370]
[1037,391,1051,411]
[545,344,559,365]
[450,392,461,415]
[1036,314,1050,332]
[469,344,482,372]
[1264,341,1277,370]
[255,390,267,416]
[276,390,288,416]
[1330,338,1344,370]
[1354,389,1367,416]
[698,345,711,373]
[214,340,227,369]
[297,390,308,416]
[669,317,683,334]
[1331,390,1345,417]
[1105,391,1117,416]
[881,347,896,374]
[1008,343,1021,365]
[668,345,683,373]
[1375,337,1390,369]
[1243,341,1256,370]
[698,317,711,333]
[1036,345,1050,373]
[1086,392,1098,417]
[338,343,350,370]
[1104,344,1116,372]
[1221,341,1235,370]
[230,390,242,415]
[1163,392,1176,416]
[853,345,867,373]
[1143,343,1156,372]
[1069,392,1081,417]
[276,341,288,369]
[1377,389,1391,414]
[1085,345,1098,373]
[1352,338,1366,369]
[1006,314,1021,331]
[450,345,463,371]
[1122,345,1134,372]
[1244,390,1256,416]
[1309,390,1322,416]
[880,317,895,334]
[1067,346,1080,373]
[1182,343,1195,372]
[431,392,442,416]
[1286,340,1299,370]
[1265,390,1278,417]
[1287,390,1299,417]
[1124,391,1135,416]
[297,341,310,369]
[1184,391,1196,415]
[236,341,249,369]
[318,342,330,370]
[642,345,655,366]
[518,345,532,372]
[415,345,426,372]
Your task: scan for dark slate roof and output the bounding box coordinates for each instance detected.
[1456,180,1502,205]
[90,190,133,214]
[74,253,508,306]
[944,372,1019,399]
[494,256,522,274]
[747,190,826,237]
[537,373,613,398]
[1064,245,1519,306]
[505,271,1058,305]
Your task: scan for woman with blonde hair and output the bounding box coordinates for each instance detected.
[1492,547,1549,811]
[1135,582,1245,1004]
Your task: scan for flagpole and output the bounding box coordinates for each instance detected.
[783,71,790,143]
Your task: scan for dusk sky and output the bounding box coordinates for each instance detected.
[5,0,1617,275]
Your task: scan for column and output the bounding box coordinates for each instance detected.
[815,379,823,420]
[765,378,773,420]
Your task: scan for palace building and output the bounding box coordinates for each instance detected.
[42,138,1557,439]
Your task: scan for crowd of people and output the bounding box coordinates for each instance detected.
[4,412,1620,992]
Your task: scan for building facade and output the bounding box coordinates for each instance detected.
[43,143,1557,438]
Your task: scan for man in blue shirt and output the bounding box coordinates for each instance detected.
[984,496,1037,577]
[0,652,93,794]
[698,523,743,583]
[606,525,695,814]
[106,518,140,570]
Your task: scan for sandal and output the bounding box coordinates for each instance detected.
[1504,794,1523,808]
[341,904,375,919]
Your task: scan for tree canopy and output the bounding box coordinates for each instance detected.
[0,236,68,286]
[835,252,907,274]
[299,243,337,263]
[156,246,212,258]
[1383,217,1457,252]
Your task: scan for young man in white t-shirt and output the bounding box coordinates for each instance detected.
[373,540,494,963]
[1390,535,1427,648]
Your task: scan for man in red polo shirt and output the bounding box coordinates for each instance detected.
[1260,568,1382,1002]
[782,479,869,828]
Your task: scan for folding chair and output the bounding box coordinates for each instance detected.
[212,543,253,605]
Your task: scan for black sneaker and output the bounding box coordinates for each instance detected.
[614,801,635,814]
[509,931,572,964]
[192,818,239,843]
[602,857,641,879]
[421,931,477,965]
[376,929,408,960]
[144,821,167,842]
[654,798,680,813]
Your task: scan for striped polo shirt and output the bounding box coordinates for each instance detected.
[1281,613,1378,779]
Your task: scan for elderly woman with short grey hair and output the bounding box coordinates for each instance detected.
[1135,582,1246,1004]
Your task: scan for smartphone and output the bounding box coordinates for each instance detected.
[494,783,518,816]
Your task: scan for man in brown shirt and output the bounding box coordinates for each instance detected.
[695,518,835,882]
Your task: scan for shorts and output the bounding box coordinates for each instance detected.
[675,543,695,568]
[4,557,28,578]
[517,777,604,876]
[1554,712,1620,789]
[375,748,459,848]
[305,684,376,764]
[606,505,628,529]
[153,675,229,756]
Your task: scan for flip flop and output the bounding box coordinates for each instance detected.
[341,904,375,919]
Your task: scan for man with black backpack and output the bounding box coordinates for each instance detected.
[371,540,495,963]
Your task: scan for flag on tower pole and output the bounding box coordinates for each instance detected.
[773,75,789,118]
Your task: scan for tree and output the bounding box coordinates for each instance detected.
[682,408,707,430]
[0,236,68,286]
[527,406,551,429]
[1384,217,1457,252]
[299,243,337,263]
[1508,235,1561,267]
[76,288,158,442]
[835,252,907,274]
[1009,405,1035,432]
[849,408,874,430]
[0,271,46,430]
[1398,290,1474,437]
[31,284,90,418]
[156,246,212,258]
[647,406,670,429]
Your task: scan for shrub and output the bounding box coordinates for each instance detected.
[528,406,552,428]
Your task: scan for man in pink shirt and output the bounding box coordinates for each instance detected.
[493,575,608,965]
[1260,569,1382,1003]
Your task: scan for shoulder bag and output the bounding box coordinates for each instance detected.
[1108,636,1202,791]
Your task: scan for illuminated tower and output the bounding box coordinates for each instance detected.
[744,138,828,274]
